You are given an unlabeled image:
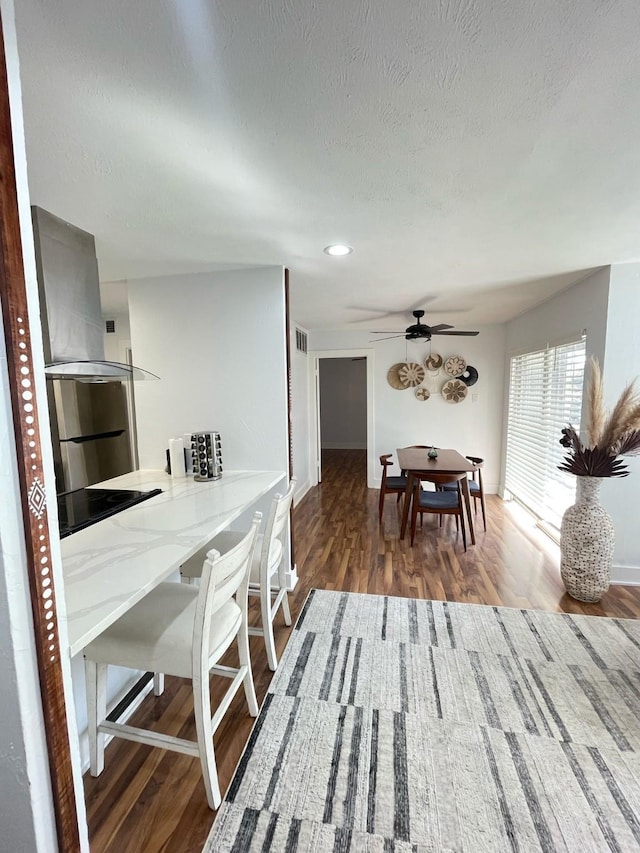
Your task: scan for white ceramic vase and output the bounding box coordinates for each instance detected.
[560,476,614,602]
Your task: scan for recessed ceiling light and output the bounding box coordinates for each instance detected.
[324,244,353,256]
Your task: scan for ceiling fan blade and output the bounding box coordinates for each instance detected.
[349,307,404,318]
[348,295,438,320]
[427,323,454,332]
[370,330,405,334]
[430,330,479,336]
[347,297,472,325]
[368,334,405,341]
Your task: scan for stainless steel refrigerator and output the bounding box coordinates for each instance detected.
[51,379,133,493]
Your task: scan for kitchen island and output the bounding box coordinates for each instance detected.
[61,468,286,656]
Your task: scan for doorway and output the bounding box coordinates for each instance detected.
[319,356,366,452]
[310,348,376,488]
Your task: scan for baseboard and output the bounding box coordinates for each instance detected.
[294,479,312,504]
[611,564,640,586]
[284,564,299,592]
[321,442,367,450]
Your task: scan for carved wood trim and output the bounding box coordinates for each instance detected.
[0,13,80,852]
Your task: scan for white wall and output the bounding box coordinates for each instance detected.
[503,268,610,491]
[319,358,367,449]
[503,266,640,583]
[309,325,506,492]
[600,263,640,581]
[128,265,290,562]
[1,0,85,846]
[290,323,312,502]
[60,267,290,766]
[128,267,288,473]
[505,268,609,365]
[102,312,131,363]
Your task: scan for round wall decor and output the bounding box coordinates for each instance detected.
[415,386,430,401]
[398,362,425,387]
[442,378,468,403]
[424,353,443,371]
[460,365,479,386]
[444,355,466,377]
[387,363,408,390]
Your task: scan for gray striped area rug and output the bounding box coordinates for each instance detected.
[205,589,640,852]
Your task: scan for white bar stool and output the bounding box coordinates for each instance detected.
[180,477,297,671]
[84,513,261,809]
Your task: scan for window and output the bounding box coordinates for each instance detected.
[505,337,586,531]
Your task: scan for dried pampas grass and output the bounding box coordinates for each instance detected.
[586,357,605,447]
[560,358,640,478]
[599,381,640,452]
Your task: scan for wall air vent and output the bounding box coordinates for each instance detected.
[105,319,116,334]
[295,328,308,354]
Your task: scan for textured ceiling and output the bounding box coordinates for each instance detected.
[13,0,640,329]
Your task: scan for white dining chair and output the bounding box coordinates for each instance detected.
[83,512,261,810]
[180,477,297,671]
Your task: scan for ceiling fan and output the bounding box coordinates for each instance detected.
[370,310,479,342]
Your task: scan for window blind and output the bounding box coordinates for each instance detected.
[505,338,586,530]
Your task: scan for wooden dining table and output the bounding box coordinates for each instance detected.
[396,447,478,544]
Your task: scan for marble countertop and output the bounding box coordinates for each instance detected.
[61,468,285,656]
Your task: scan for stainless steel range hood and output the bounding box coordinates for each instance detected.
[32,206,157,381]
[44,360,159,381]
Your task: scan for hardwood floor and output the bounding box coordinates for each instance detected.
[84,449,640,851]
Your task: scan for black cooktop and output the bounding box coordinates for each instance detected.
[58,487,163,538]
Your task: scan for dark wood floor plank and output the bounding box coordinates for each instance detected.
[84,448,640,851]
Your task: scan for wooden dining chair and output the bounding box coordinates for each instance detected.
[398,444,432,475]
[83,513,262,810]
[394,445,432,498]
[390,445,435,527]
[410,472,467,550]
[378,454,408,521]
[440,455,487,531]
